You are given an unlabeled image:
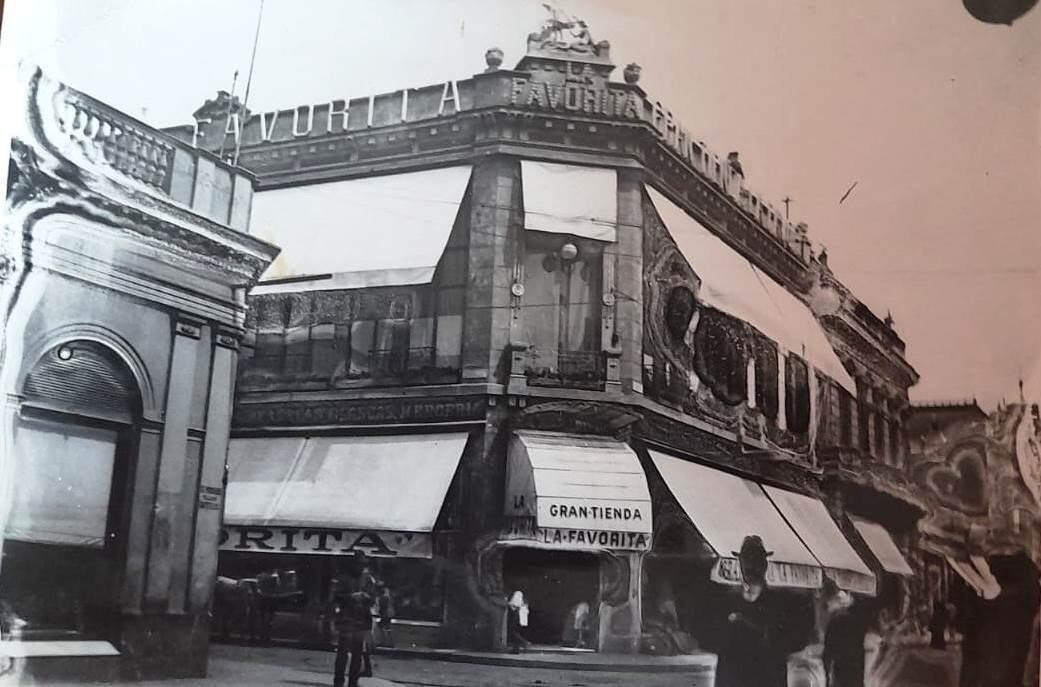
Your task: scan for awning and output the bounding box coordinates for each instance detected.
[763,486,876,595]
[849,516,914,576]
[947,557,986,597]
[249,165,473,288]
[646,187,856,394]
[521,161,617,242]
[504,431,651,551]
[221,433,469,558]
[649,450,822,589]
[947,556,1002,600]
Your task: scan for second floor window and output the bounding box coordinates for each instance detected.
[753,336,779,419]
[522,233,603,380]
[839,390,854,447]
[785,354,811,434]
[693,309,748,406]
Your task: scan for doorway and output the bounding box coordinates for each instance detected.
[502,547,599,647]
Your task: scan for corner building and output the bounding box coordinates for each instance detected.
[183,27,915,674]
[1,69,277,681]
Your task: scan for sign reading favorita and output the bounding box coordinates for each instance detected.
[503,517,650,551]
[219,525,432,559]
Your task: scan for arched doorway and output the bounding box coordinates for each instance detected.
[0,340,141,640]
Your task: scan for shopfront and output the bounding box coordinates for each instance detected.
[215,432,469,646]
[498,431,652,652]
[643,448,876,683]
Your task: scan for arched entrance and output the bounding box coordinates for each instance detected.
[0,340,141,640]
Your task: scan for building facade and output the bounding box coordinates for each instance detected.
[0,69,278,681]
[181,21,920,681]
[906,400,1040,686]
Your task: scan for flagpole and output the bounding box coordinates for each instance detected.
[233,0,265,166]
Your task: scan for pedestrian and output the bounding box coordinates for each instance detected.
[1024,604,1039,687]
[928,596,950,650]
[715,535,807,687]
[330,563,374,687]
[506,590,530,654]
[823,579,867,687]
[376,585,395,648]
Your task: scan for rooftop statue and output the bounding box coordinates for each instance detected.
[529,3,609,57]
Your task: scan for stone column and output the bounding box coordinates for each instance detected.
[462,157,518,383]
[597,551,644,653]
[188,330,238,611]
[144,317,202,611]
[615,169,644,393]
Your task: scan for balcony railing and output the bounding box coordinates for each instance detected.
[507,344,621,393]
[40,74,252,229]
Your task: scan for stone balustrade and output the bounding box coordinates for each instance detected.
[43,77,253,230]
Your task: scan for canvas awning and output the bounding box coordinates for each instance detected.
[763,486,876,595]
[849,516,914,576]
[249,165,473,290]
[649,450,823,589]
[503,432,651,551]
[646,187,856,394]
[221,433,469,558]
[946,556,1002,600]
[520,160,617,242]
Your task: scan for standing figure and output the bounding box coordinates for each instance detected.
[823,581,868,687]
[376,585,395,648]
[330,564,374,687]
[715,535,805,687]
[1024,604,1039,687]
[507,590,530,654]
[928,597,950,650]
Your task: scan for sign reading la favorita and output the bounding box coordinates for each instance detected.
[219,525,432,559]
[503,518,650,551]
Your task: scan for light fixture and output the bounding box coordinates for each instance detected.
[57,346,74,361]
[559,242,578,261]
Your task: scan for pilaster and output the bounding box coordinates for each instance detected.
[144,316,202,612]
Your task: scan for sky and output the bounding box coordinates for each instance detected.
[1,0,1039,408]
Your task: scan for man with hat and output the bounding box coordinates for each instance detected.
[715,535,807,687]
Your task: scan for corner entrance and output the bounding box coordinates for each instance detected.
[502,547,599,647]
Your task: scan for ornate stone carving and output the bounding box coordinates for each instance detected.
[527,5,610,59]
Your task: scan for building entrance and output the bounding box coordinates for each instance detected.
[502,547,599,647]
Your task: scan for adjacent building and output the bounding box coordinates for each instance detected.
[176,19,923,681]
[0,68,278,681]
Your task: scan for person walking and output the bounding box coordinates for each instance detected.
[1024,604,1039,687]
[823,580,868,687]
[506,590,530,654]
[376,585,395,648]
[714,535,808,687]
[928,596,950,650]
[331,564,374,687]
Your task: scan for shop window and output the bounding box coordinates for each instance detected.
[521,233,603,384]
[753,336,779,419]
[369,558,445,624]
[784,354,811,434]
[0,341,139,640]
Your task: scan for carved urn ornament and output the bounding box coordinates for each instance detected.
[623,63,642,85]
[484,47,504,71]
